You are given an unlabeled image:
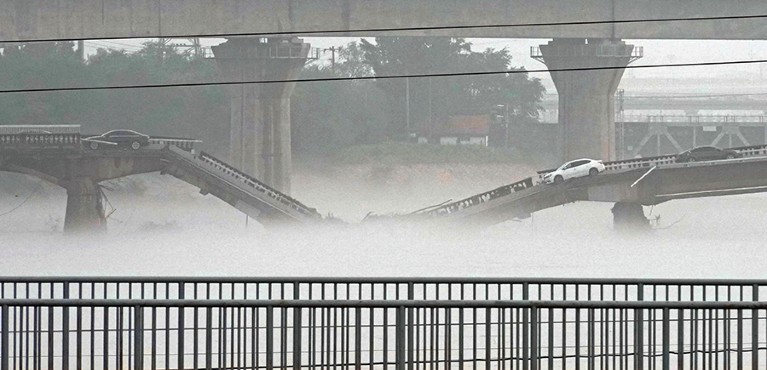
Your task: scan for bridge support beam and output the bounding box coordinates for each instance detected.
[534,39,641,161]
[611,202,649,231]
[212,37,311,192]
[63,177,106,233]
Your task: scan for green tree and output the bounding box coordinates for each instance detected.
[360,37,545,138]
[0,41,230,156]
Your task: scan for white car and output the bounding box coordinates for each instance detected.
[542,158,606,184]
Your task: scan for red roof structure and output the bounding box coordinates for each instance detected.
[425,115,491,137]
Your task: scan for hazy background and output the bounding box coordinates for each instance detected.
[0,168,762,279]
[2,36,766,279]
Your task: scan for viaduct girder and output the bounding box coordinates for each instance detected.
[4,0,767,42]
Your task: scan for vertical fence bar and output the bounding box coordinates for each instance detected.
[355,307,362,370]
[753,285,759,370]
[635,285,644,370]
[530,307,538,370]
[62,284,70,370]
[677,308,684,370]
[408,284,415,370]
[397,306,406,370]
[588,308,595,370]
[205,307,213,370]
[662,308,670,370]
[178,284,185,370]
[135,306,144,370]
[737,309,743,370]
[293,307,302,370]
[1,305,8,370]
[266,306,274,370]
[523,283,530,370]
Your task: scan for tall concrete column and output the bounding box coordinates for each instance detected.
[212,37,311,192]
[63,177,106,233]
[534,39,641,161]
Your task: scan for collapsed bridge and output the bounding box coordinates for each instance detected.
[0,125,322,232]
[3,125,767,232]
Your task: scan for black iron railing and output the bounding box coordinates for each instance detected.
[1,298,766,370]
[2,277,766,302]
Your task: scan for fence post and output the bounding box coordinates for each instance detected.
[635,284,644,370]
[396,306,406,370]
[1,305,8,370]
[407,283,414,370]
[662,308,670,370]
[523,283,530,370]
[753,285,759,370]
[266,306,274,370]
[355,307,362,370]
[205,307,213,370]
[530,307,538,370]
[178,283,185,370]
[293,307,302,370]
[62,283,69,370]
[134,306,144,370]
[677,308,684,369]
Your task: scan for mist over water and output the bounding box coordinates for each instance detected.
[0,170,765,279]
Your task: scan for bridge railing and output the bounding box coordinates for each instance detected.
[149,137,201,152]
[537,143,767,183]
[192,151,321,219]
[621,115,767,124]
[416,177,535,217]
[0,133,81,149]
[1,298,765,370]
[3,277,765,303]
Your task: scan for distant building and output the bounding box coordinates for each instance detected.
[417,115,491,146]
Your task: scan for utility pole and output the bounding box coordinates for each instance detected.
[505,104,511,148]
[428,77,434,142]
[405,75,411,137]
[323,46,342,74]
[617,89,626,160]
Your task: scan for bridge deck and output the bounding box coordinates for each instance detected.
[412,144,767,227]
[161,146,322,225]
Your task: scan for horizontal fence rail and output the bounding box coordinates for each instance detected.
[1,277,766,303]
[1,299,766,370]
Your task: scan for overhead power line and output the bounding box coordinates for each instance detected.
[626,92,767,99]
[1,58,767,95]
[4,14,767,43]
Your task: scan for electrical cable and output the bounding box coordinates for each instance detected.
[4,13,767,43]
[1,58,767,94]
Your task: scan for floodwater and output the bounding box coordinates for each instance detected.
[0,171,765,279]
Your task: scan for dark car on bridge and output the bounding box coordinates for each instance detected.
[675,146,742,163]
[86,129,150,150]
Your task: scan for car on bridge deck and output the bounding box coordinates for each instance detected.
[542,158,605,185]
[675,146,742,163]
[85,129,150,150]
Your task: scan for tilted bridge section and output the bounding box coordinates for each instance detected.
[0,126,322,232]
[406,145,767,229]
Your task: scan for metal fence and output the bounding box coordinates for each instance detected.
[2,277,766,303]
[1,299,766,370]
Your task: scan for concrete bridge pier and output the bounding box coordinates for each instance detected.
[63,177,106,233]
[534,39,641,161]
[611,202,650,231]
[212,37,311,193]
